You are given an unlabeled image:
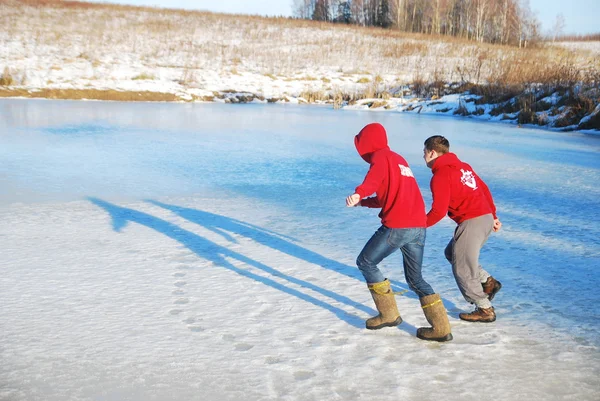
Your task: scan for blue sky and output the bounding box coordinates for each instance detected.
[95,0,598,35]
[529,0,599,35]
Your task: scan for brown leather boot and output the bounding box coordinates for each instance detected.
[416,294,453,342]
[459,307,496,322]
[366,279,402,330]
[482,276,502,301]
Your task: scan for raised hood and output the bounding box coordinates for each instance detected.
[354,123,390,163]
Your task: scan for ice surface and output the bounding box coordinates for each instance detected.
[1,99,599,401]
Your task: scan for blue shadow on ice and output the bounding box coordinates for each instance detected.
[147,200,460,314]
[147,200,360,276]
[88,197,421,332]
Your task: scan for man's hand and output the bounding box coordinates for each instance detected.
[346,193,361,207]
[493,218,502,232]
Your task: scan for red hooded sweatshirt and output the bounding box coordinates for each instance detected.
[354,123,426,229]
[426,152,497,227]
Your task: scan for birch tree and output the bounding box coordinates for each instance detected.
[291,0,543,47]
[551,13,565,42]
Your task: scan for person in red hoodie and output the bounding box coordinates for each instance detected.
[346,123,452,342]
[423,135,502,322]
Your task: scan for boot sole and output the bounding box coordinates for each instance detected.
[459,316,496,323]
[417,333,453,342]
[366,316,402,330]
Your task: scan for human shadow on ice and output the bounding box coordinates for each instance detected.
[147,200,362,276]
[89,197,410,331]
[147,200,460,325]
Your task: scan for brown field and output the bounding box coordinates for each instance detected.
[0,87,186,101]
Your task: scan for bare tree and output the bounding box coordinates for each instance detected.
[408,0,423,33]
[474,0,490,42]
[515,0,540,48]
[334,0,353,23]
[551,13,566,42]
[312,0,331,21]
[498,0,511,44]
[442,0,458,36]
[375,0,392,28]
[432,0,441,34]
[293,0,540,47]
[390,0,407,29]
[292,0,315,19]
[348,0,363,25]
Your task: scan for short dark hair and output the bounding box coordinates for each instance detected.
[424,135,450,154]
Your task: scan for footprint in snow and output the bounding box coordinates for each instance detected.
[331,337,349,346]
[189,326,205,332]
[235,343,254,351]
[222,334,235,342]
[294,371,316,381]
[264,356,281,364]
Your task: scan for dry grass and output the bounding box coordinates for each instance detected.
[132,72,156,80]
[6,0,596,80]
[0,88,191,101]
[0,66,14,85]
[558,33,600,42]
[299,89,331,103]
[382,41,429,58]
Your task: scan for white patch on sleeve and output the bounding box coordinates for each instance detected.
[399,164,415,177]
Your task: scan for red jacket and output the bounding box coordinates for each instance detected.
[426,152,497,227]
[354,123,426,229]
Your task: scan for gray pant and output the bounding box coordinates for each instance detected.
[445,214,494,309]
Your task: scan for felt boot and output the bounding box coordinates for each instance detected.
[366,279,402,330]
[482,276,502,301]
[416,294,453,342]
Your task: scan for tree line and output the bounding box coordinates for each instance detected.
[292,0,542,47]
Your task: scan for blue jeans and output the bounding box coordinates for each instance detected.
[356,226,435,298]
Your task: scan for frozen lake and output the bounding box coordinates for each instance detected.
[1,99,599,401]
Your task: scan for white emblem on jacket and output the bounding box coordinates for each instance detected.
[399,164,414,177]
[460,169,478,190]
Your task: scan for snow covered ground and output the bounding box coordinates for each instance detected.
[1,99,599,401]
[554,41,600,55]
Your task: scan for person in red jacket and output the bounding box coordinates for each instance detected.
[346,123,452,342]
[423,135,502,322]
